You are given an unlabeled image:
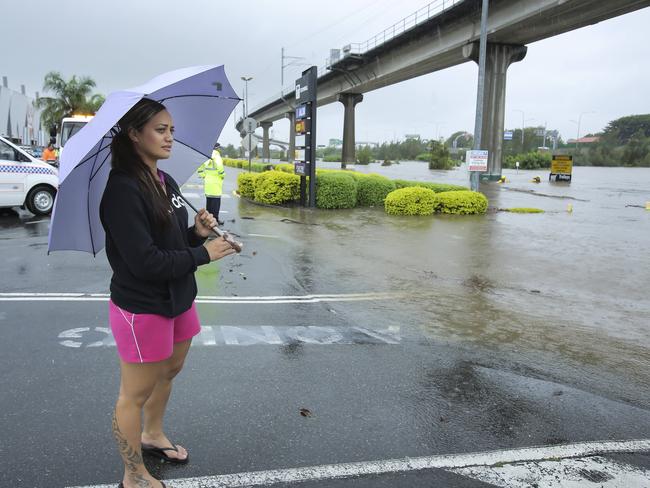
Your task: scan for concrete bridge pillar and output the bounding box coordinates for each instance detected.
[463,42,527,180]
[338,93,363,167]
[260,121,273,162]
[286,111,296,163]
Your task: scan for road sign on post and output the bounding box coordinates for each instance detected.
[294,66,318,207]
[243,117,257,134]
[242,117,257,172]
[468,150,489,172]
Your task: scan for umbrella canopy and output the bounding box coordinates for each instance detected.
[47,65,240,255]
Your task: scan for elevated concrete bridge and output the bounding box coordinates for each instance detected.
[242,0,650,178]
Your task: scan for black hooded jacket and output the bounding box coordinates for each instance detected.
[100,168,210,317]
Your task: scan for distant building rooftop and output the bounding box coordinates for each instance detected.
[567,136,600,144]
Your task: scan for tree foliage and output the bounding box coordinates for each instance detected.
[35,71,105,133]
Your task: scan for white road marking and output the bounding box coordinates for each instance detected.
[58,325,402,348]
[24,219,49,225]
[0,292,399,304]
[65,439,650,488]
[453,455,650,487]
[247,233,281,238]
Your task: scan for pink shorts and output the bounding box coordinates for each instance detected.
[109,300,202,363]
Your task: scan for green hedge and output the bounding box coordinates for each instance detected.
[315,173,357,209]
[435,191,488,215]
[253,171,300,205]
[385,187,437,216]
[223,158,272,172]
[235,166,486,215]
[394,179,468,193]
[273,163,295,173]
[356,175,396,206]
[504,207,544,213]
[237,173,259,198]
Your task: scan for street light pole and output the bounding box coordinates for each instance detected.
[281,47,306,92]
[573,111,595,154]
[241,76,253,171]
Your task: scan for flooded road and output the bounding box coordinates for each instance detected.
[1,164,649,487]
[228,163,650,405]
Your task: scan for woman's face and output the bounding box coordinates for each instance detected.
[130,109,174,161]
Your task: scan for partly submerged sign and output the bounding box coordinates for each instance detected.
[550,155,573,182]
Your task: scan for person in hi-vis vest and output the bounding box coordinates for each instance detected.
[198,142,225,226]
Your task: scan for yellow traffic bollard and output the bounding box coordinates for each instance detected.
[646,201,650,211]
[567,203,573,213]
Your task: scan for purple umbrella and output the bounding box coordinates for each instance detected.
[48,65,240,255]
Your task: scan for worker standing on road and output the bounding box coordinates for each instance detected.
[197,142,225,226]
[42,140,57,163]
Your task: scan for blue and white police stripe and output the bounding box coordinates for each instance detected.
[0,164,56,176]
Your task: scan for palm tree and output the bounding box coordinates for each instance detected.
[34,72,105,134]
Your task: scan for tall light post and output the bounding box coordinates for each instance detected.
[241,76,253,170]
[281,47,307,91]
[570,111,595,154]
[512,110,534,150]
[241,76,252,118]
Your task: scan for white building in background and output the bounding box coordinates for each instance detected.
[0,77,47,146]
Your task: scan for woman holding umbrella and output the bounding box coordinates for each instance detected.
[100,98,235,488]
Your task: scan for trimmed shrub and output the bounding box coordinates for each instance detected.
[273,163,295,173]
[237,173,258,198]
[394,179,469,193]
[253,171,300,204]
[316,173,357,209]
[435,191,488,215]
[385,187,437,216]
[356,175,396,206]
[504,207,544,213]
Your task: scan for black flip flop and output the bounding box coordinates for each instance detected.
[118,483,166,488]
[141,443,189,464]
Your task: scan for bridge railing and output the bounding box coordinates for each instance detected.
[252,0,465,114]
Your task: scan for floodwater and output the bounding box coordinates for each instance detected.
[231,161,650,405]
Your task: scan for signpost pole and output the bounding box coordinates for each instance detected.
[294,66,318,208]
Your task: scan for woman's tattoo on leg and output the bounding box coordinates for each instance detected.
[112,407,151,484]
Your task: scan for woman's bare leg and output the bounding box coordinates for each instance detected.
[141,338,193,461]
[113,359,166,487]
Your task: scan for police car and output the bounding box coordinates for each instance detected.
[0,136,58,216]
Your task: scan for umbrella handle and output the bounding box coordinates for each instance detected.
[181,194,243,253]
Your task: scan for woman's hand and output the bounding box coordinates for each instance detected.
[203,237,237,261]
[194,208,217,238]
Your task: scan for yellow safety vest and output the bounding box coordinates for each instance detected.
[198,150,225,196]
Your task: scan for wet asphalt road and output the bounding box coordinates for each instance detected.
[1,167,650,487]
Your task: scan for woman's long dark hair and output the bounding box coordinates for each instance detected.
[111,98,171,228]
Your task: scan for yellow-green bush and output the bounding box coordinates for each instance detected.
[504,207,544,213]
[253,171,300,205]
[315,173,357,209]
[237,173,258,198]
[394,179,468,193]
[435,191,488,215]
[356,175,396,206]
[273,163,294,173]
[384,187,437,216]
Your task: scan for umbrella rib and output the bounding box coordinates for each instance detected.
[71,134,112,171]
[173,138,212,159]
[157,94,242,102]
[90,149,113,181]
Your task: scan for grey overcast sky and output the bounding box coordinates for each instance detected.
[4,1,650,146]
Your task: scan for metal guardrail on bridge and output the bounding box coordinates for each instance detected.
[253,0,466,112]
